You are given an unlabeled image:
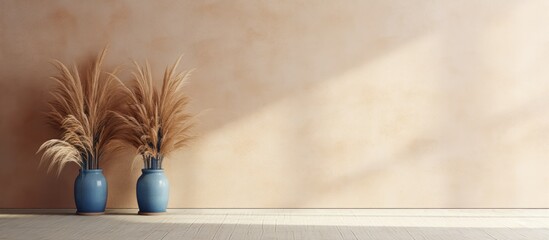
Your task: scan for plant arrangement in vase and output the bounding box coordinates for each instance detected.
[115,58,193,215]
[37,49,126,215]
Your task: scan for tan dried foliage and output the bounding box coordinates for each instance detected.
[114,57,193,168]
[38,48,127,175]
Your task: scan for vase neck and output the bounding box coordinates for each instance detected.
[150,158,160,169]
[144,154,163,169]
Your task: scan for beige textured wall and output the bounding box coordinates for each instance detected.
[1,0,549,208]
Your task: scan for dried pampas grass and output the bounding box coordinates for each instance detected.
[38,48,126,175]
[115,57,193,169]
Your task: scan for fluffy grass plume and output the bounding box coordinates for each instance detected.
[115,57,193,169]
[38,48,126,175]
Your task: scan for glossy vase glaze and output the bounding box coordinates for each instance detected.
[137,169,169,215]
[74,169,107,215]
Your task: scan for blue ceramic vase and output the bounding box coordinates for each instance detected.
[74,169,108,215]
[136,169,169,214]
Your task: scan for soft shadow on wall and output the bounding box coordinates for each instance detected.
[1,0,547,208]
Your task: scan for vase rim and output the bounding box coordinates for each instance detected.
[142,169,164,173]
[80,169,103,173]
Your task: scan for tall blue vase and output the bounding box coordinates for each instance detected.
[74,169,108,215]
[136,169,169,215]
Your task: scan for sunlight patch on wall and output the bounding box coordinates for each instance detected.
[170,34,447,207]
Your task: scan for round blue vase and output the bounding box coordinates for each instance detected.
[74,169,108,215]
[137,169,169,214]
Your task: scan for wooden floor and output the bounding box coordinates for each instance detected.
[1,209,549,239]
